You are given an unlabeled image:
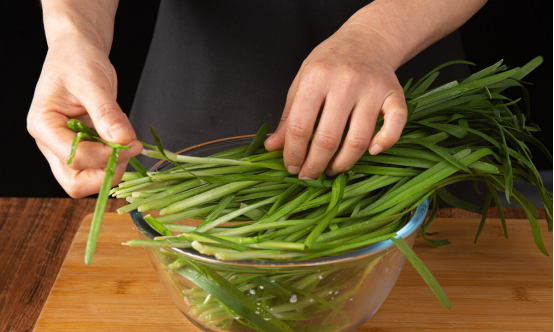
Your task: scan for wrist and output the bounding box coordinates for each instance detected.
[42,2,116,55]
[337,22,402,71]
[342,1,424,70]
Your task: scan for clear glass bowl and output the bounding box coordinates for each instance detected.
[130,136,429,332]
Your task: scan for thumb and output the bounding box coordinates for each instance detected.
[79,83,134,145]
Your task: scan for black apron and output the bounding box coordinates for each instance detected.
[130,0,470,169]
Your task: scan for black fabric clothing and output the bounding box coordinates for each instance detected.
[130,0,470,168]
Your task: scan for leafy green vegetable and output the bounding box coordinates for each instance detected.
[68,57,551,330]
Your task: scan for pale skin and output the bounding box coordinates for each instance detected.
[28,0,486,197]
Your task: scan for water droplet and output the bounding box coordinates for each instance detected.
[235,317,240,320]
[318,275,323,279]
[270,280,275,283]
[310,299,314,302]
[264,318,271,321]
[331,297,334,299]
[334,291,339,295]
[257,302,261,306]
[255,311,260,314]
[249,289,256,295]
[329,291,333,295]
[289,294,298,303]
[260,286,264,289]
[350,298,353,301]
[270,308,274,311]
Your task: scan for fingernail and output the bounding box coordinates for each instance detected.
[300,175,314,180]
[287,165,301,174]
[369,144,383,155]
[326,169,337,176]
[108,123,130,139]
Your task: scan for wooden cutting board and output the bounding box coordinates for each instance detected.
[34,213,552,331]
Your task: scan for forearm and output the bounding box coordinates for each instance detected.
[41,0,119,54]
[345,0,487,70]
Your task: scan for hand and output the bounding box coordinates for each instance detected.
[27,38,142,198]
[264,24,407,180]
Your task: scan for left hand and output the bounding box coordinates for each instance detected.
[264,24,407,180]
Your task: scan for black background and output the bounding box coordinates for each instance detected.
[1,0,552,198]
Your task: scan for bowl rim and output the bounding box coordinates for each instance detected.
[130,135,429,268]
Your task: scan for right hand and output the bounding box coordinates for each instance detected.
[27,38,142,198]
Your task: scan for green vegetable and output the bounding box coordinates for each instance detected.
[69,57,552,330]
[391,235,451,309]
[242,122,270,158]
[83,147,119,265]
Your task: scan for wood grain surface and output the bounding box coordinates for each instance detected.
[0,198,124,332]
[33,211,552,332]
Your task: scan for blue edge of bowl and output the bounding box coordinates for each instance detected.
[130,197,429,266]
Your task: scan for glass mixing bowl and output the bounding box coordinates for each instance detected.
[130,136,429,332]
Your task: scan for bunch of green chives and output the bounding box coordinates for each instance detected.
[69,57,552,331]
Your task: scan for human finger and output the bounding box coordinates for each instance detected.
[368,91,407,155]
[326,98,376,175]
[298,91,354,180]
[264,74,300,151]
[282,66,327,174]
